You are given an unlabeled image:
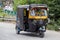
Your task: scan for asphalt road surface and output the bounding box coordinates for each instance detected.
[0,22,60,40]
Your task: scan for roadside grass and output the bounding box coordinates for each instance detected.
[0,12,16,18]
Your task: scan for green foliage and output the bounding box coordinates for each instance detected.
[13,0,27,11]
[13,0,60,30]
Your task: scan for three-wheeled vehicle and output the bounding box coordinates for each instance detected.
[15,4,48,38]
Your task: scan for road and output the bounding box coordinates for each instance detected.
[0,22,60,40]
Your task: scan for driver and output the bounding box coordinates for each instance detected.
[40,9,45,16]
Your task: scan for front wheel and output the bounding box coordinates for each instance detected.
[39,32,44,38]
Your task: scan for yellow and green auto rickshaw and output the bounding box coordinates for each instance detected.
[15,4,48,38]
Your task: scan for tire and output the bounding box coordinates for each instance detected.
[39,32,44,38]
[15,26,20,34]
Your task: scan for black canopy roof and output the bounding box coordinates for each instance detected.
[30,4,47,8]
[17,4,47,8]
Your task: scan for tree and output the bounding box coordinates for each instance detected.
[13,0,60,21]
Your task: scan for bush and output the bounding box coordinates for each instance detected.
[47,19,60,31]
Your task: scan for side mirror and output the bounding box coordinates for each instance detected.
[47,8,49,11]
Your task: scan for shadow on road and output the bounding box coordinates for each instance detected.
[18,33,41,37]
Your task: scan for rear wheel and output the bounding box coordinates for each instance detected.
[15,26,20,34]
[16,30,20,34]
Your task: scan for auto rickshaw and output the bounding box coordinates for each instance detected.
[15,4,48,38]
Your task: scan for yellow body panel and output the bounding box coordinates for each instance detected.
[29,13,48,20]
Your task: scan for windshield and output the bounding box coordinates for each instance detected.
[30,8,47,16]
